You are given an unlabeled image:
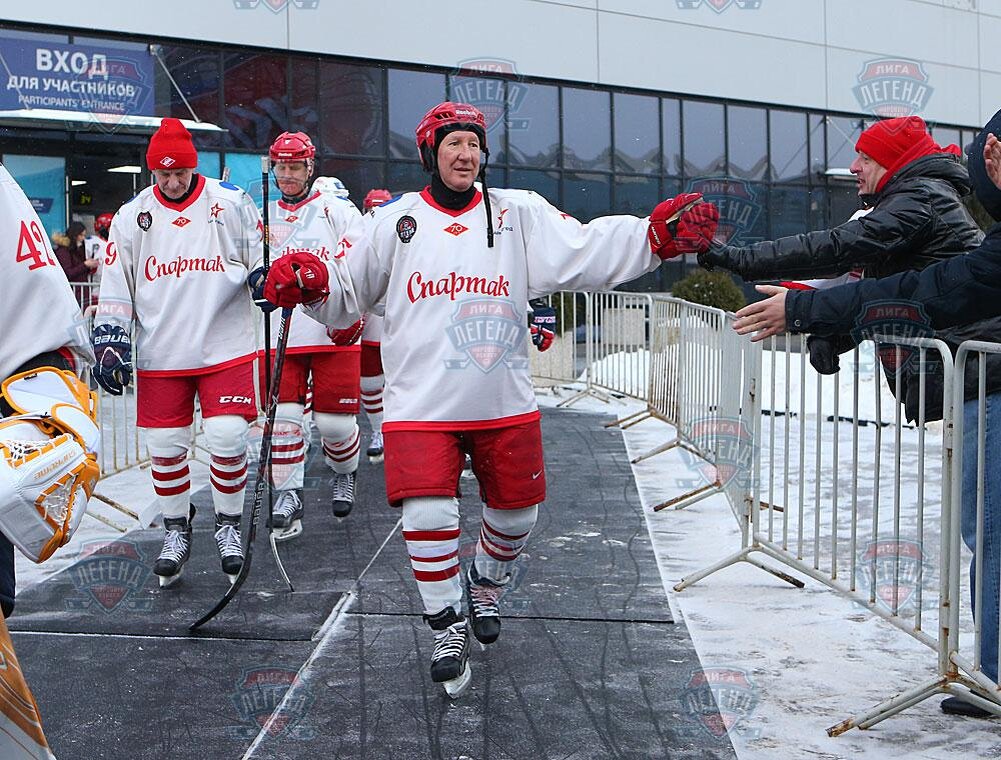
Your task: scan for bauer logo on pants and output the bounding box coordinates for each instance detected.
[65,540,153,613]
[444,299,527,373]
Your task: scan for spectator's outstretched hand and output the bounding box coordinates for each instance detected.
[732,284,788,341]
[985,133,1001,190]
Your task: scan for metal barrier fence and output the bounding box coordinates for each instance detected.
[531,291,1001,734]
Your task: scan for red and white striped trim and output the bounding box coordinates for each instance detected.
[322,429,360,464]
[151,453,190,497]
[360,389,383,415]
[478,519,530,561]
[403,528,461,582]
[211,452,248,495]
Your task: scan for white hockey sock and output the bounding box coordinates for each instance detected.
[147,426,192,520]
[360,374,384,434]
[203,415,249,517]
[271,402,306,491]
[402,496,462,615]
[475,505,539,583]
[316,413,360,474]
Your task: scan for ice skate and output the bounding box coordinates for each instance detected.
[466,562,509,646]
[366,431,384,463]
[425,607,472,698]
[214,513,244,584]
[331,471,356,519]
[154,506,194,588]
[269,489,304,541]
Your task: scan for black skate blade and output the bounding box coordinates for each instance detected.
[442,663,472,698]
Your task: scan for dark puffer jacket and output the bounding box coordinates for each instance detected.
[700,154,987,422]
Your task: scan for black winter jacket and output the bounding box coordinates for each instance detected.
[787,224,1001,418]
[702,154,989,422]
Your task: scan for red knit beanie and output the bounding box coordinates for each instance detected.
[855,116,958,192]
[146,118,198,170]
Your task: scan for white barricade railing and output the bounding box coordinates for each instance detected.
[529,292,588,390]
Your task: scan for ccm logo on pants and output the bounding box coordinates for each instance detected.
[219,396,253,404]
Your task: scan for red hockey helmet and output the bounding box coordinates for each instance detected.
[269,131,316,163]
[415,102,488,172]
[94,212,114,240]
[363,188,392,211]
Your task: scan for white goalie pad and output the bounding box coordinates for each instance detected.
[0,368,101,563]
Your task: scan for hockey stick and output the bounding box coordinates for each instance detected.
[190,303,295,630]
[260,156,293,592]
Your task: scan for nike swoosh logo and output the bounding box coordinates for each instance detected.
[531,470,543,479]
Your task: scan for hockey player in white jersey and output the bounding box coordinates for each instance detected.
[93,118,264,587]
[263,101,718,696]
[247,132,368,540]
[0,161,100,620]
[359,188,393,463]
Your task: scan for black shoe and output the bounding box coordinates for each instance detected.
[424,607,470,684]
[465,562,507,645]
[940,696,995,718]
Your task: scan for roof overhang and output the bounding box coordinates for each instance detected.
[0,109,225,134]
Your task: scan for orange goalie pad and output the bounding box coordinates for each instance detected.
[0,616,54,759]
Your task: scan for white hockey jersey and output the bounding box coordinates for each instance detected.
[83,234,106,289]
[0,163,94,381]
[307,187,660,431]
[95,175,263,376]
[264,189,367,354]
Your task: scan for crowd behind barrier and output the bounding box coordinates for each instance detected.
[531,289,1001,735]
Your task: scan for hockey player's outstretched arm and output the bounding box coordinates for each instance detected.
[523,192,660,298]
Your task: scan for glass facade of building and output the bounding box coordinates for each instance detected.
[0,25,979,291]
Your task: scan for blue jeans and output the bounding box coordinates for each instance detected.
[962,394,1001,683]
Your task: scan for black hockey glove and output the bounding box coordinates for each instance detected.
[247,266,278,313]
[530,306,557,352]
[92,324,133,395]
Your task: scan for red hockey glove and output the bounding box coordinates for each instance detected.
[648,192,702,259]
[530,306,556,352]
[263,252,330,307]
[327,318,364,346]
[673,202,719,255]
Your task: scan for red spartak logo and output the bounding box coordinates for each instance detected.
[444,223,469,236]
[286,214,298,222]
[172,217,191,228]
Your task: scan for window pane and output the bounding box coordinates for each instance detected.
[662,98,681,176]
[808,185,828,230]
[448,74,507,165]
[222,52,286,151]
[614,93,659,174]
[563,88,611,171]
[387,161,428,194]
[223,152,265,206]
[727,105,767,180]
[155,45,220,129]
[321,61,385,157]
[808,113,825,180]
[509,83,558,168]
[770,110,808,182]
[827,116,862,171]
[562,172,610,222]
[288,56,318,138]
[614,174,659,216]
[683,101,724,177]
[388,69,445,160]
[508,168,558,203]
[197,151,221,180]
[319,157,385,205]
[769,185,811,239]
